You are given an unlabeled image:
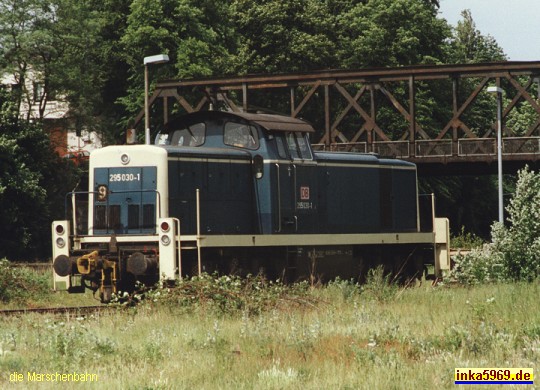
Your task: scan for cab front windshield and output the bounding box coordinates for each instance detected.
[158,122,206,146]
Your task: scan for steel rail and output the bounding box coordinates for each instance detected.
[0,305,111,317]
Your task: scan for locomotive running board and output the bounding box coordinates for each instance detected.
[181,219,450,277]
[180,232,435,247]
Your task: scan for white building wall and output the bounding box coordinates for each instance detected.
[67,130,103,154]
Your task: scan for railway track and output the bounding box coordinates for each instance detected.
[0,305,111,317]
[10,262,52,269]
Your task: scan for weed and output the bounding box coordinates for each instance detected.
[144,330,165,362]
[147,273,314,316]
[327,278,361,301]
[362,266,399,302]
[523,324,540,339]
[257,360,301,389]
[93,336,117,356]
[451,226,484,249]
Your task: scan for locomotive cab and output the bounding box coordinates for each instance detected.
[156,111,319,236]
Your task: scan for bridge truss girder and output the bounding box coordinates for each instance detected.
[134,61,540,171]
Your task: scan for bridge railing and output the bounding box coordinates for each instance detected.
[458,139,495,156]
[502,137,540,155]
[312,142,368,153]
[372,141,410,158]
[458,137,540,157]
[415,140,453,158]
[313,137,540,159]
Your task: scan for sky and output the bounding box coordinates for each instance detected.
[438,0,540,61]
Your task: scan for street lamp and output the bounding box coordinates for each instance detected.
[144,54,169,145]
[487,85,504,223]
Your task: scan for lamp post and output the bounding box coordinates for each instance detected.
[144,54,169,145]
[487,86,504,223]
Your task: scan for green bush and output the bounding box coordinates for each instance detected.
[451,226,484,250]
[450,245,506,284]
[0,259,51,304]
[451,166,540,283]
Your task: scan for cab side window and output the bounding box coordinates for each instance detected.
[295,132,313,160]
[224,122,259,150]
[285,132,313,160]
[275,136,288,159]
[286,132,300,159]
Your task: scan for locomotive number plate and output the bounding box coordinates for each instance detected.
[109,173,141,182]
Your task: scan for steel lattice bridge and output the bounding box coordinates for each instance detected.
[135,61,540,175]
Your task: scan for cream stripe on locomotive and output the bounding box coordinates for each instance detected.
[167,156,416,171]
[167,156,251,164]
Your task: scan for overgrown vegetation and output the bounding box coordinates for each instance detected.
[0,280,538,389]
[451,166,540,283]
[120,273,315,316]
[116,268,402,315]
[0,259,50,305]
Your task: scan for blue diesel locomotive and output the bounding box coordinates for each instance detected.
[52,110,449,302]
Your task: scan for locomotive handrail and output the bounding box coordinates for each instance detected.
[418,193,436,233]
[292,163,297,209]
[64,190,94,236]
[170,217,182,277]
[274,163,281,233]
[196,188,202,275]
[65,189,162,236]
[292,164,298,232]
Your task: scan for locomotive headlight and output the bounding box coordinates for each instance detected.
[56,237,66,248]
[160,221,170,233]
[120,153,130,165]
[160,235,171,246]
[55,224,65,235]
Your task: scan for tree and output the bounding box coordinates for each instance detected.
[231,0,336,74]
[0,0,109,137]
[48,0,108,134]
[0,0,56,120]
[336,0,450,68]
[0,88,80,260]
[117,0,238,134]
[447,10,506,64]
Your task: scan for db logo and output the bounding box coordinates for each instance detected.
[300,186,310,200]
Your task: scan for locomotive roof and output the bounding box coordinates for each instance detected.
[170,110,315,133]
[233,112,315,133]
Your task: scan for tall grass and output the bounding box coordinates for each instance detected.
[0,259,51,307]
[0,277,538,389]
[0,260,97,309]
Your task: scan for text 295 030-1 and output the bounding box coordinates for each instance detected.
[109,173,141,182]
